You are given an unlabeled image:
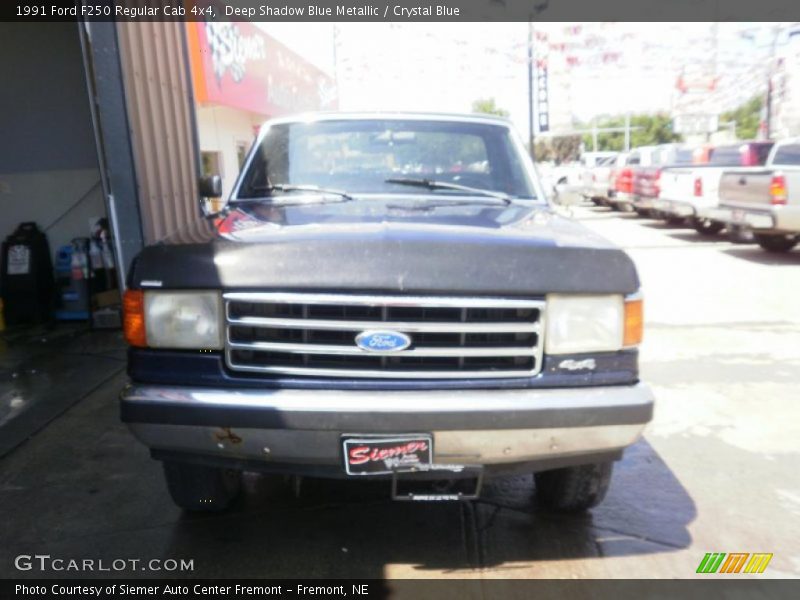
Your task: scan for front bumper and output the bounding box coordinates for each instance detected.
[121,382,654,475]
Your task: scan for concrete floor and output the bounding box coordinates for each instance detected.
[0,205,798,579]
[0,326,125,457]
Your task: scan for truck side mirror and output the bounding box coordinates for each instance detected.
[198,175,223,218]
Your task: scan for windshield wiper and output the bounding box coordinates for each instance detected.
[385,177,512,205]
[246,184,354,203]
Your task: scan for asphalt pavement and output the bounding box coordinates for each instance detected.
[0,205,798,580]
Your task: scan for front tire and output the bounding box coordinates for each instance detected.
[755,234,799,253]
[534,462,613,513]
[163,462,242,512]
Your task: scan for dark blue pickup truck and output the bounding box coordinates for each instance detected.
[120,113,653,512]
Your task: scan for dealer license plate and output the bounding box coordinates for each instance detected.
[343,435,433,475]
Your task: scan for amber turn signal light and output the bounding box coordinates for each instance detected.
[623,298,643,347]
[123,289,147,347]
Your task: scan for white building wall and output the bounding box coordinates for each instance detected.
[773,32,800,139]
[0,169,105,253]
[196,105,264,201]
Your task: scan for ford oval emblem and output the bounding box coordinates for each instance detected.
[355,330,412,353]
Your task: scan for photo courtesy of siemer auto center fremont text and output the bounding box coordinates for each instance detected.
[0,0,799,597]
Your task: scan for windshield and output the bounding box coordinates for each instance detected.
[235,119,538,200]
[772,143,800,166]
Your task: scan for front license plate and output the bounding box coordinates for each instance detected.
[343,435,433,475]
[732,209,746,223]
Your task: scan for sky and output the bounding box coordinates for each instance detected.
[260,22,789,138]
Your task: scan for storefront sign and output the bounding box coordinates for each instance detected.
[187,22,337,116]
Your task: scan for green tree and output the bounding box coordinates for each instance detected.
[534,139,552,162]
[533,136,582,163]
[720,96,763,140]
[471,98,510,118]
[581,113,681,152]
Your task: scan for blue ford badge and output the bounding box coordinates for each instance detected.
[355,330,412,352]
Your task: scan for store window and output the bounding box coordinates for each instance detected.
[201,151,224,210]
[236,142,250,170]
[201,151,223,178]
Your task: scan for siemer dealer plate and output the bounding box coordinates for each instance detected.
[343,435,433,475]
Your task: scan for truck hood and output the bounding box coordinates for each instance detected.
[129,199,640,295]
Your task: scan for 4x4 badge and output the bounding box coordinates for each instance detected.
[558,358,597,371]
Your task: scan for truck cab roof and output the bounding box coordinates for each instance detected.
[257,111,515,132]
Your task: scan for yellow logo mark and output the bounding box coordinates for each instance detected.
[744,553,773,574]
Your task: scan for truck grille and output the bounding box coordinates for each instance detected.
[223,293,545,379]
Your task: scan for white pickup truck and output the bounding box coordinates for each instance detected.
[717,138,800,252]
[581,154,619,206]
[653,141,774,235]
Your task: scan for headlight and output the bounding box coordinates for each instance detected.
[144,291,223,349]
[545,294,625,355]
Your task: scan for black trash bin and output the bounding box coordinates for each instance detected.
[1,222,55,326]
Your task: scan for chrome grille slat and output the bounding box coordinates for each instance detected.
[224,292,542,309]
[228,340,537,357]
[226,315,540,333]
[223,360,542,379]
[224,293,545,380]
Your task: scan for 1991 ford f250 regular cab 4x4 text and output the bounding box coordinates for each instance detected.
[120,113,653,512]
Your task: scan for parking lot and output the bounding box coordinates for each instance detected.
[1,203,798,580]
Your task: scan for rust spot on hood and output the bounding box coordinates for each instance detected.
[214,427,243,444]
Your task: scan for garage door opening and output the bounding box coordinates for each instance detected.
[0,22,128,456]
[0,22,119,338]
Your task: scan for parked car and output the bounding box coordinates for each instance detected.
[601,152,631,208]
[630,144,695,217]
[120,112,653,513]
[717,137,800,252]
[581,154,619,206]
[652,144,713,225]
[540,160,586,205]
[692,144,714,165]
[608,149,648,211]
[653,141,774,235]
[580,151,618,171]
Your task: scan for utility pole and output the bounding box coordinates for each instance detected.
[624,112,631,151]
[765,25,781,139]
[332,25,340,95]
[527,20,535,158]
